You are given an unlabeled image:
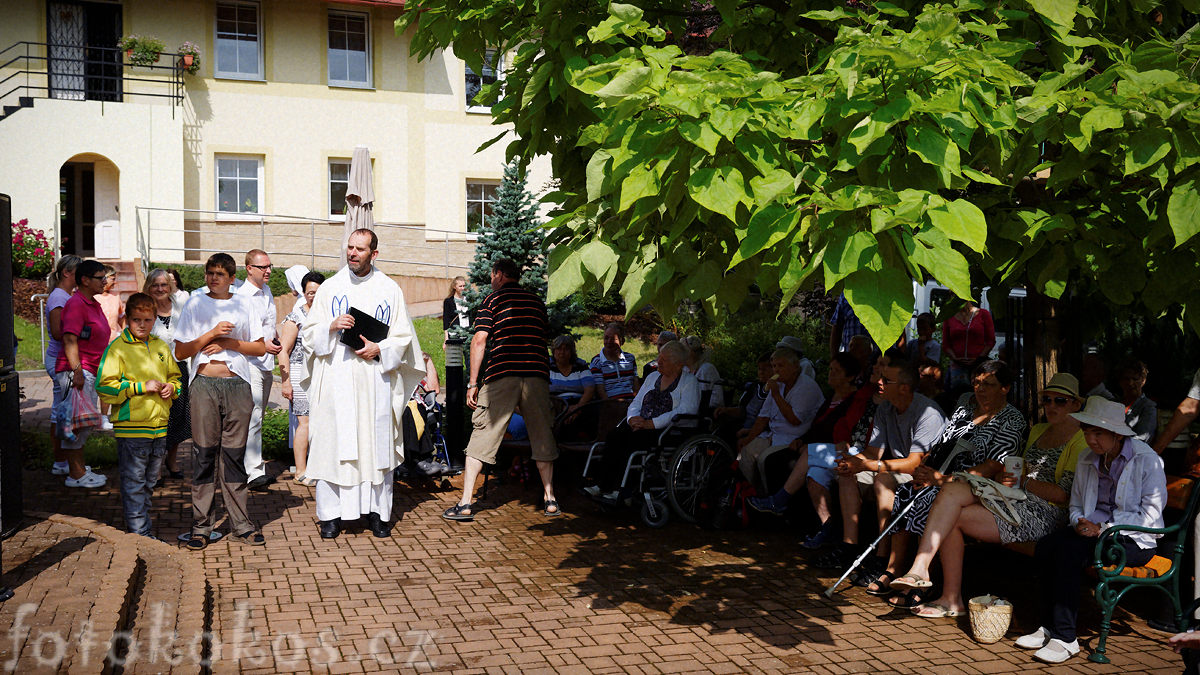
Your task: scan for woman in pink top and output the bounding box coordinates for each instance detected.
[942,299,995,394]
[96,265,123,340]
[55,259,112,488]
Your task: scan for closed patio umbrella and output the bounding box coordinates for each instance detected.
[343,145,375,245]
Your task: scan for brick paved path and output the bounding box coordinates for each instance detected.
[8,371,1187,673]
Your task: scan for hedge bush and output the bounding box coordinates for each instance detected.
[665,307,828,386]
[262,408,291,460]
[11,219,54,279]
[149,262,338,297]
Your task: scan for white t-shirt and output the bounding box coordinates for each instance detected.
[236,280,277,371]
[174,293,263,384]
[686,361,725,408]
[757,374,826,446]
[1189,368,1200,401]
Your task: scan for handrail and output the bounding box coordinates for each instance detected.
[30,293,48,364]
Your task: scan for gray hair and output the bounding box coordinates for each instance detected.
[770,347,800,366]
[658,340,689,365]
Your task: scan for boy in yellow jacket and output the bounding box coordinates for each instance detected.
[96,293,181,537]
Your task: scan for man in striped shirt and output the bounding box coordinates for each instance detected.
[590,322,638,399]
[443,259,561,521]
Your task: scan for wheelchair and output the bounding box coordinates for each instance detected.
[582,390,736,528]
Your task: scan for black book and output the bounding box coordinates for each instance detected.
[340,307,389,354]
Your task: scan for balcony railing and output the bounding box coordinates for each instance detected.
[0,41,184,116]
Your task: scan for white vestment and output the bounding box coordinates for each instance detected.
[301,266,423,520]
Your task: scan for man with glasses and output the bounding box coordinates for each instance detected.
[816,356,946,580]
[237,249,283,490]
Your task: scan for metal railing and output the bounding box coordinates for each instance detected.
[135,206,476,281]
[0,41,184,114]
[30,294,48,365]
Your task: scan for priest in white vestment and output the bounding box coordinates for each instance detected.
[302,228,424,538]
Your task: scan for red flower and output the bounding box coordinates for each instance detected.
[24,261,34,268]
[34,247,44,255]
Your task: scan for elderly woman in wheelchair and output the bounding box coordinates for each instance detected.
[584,340,700,502]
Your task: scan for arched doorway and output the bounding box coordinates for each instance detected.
[59,152,119,257]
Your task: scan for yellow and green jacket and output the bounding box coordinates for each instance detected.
[95,329,181,438]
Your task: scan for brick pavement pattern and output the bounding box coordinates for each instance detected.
[6,370,1188,673]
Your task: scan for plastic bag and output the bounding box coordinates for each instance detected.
[61,385,103,440]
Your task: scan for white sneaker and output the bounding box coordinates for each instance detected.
[100,416,114,431]
[51,462,70,476]
[600,490,620,501]
[583,485,602,497]
[1033,638,1080,664]
[65,470,107,489]
[1015,626,1050,649]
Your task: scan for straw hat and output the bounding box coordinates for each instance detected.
[776,336,806,357]
[1070,396,1135,436]
[1040,373,1080,399]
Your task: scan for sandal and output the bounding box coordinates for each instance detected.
[442,503,475,522]
[186,534,208,551]
[890,573,933,591]
[865,570,898,597]
[887,588,928,609]
[543,499,562,517]
[234,531,265,546]
[911,602,962,618]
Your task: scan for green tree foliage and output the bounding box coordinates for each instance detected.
[463,161,587,335]
[398,0,1200,348]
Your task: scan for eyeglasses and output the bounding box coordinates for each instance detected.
[1040,395,1073,406]
[89,274,107,281]
[247,264,273,271]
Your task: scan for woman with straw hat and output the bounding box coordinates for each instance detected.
[1015,395,1166,664]
[892,373,1089,619]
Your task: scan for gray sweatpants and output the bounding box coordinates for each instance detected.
[190,375,255,537]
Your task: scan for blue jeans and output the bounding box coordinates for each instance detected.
[118,436,167,536]
[807,443,858,489]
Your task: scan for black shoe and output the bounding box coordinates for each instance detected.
[367,513,391,538]
[247,475,274,492]
[319,519,341,539]
[168,470,185,480]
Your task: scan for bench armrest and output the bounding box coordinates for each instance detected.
[1092,522,1179,576]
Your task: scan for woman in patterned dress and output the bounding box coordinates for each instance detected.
[279,271,325,486]
[879,360,1028,609]
[889,373,1085,618]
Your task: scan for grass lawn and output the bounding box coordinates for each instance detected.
[15,316,44,371]
[410,318,661,387]
[22,430,118,470]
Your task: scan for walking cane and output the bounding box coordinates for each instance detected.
[822,485,933,598]
[822,437,974,599]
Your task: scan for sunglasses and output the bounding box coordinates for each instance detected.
[1040,395,1073,406]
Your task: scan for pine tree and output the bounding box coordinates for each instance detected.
[464,160,585,336]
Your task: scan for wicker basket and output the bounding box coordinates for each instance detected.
[968,595,1013,644]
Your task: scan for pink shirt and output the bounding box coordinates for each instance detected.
[97,292,122,339]
[942,308,995,361]
[55,293,112,374]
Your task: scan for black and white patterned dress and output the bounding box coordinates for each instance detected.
[285,305,310,417]
[995,441,1073,543]
[894,399,1028,536]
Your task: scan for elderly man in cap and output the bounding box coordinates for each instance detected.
[734,346,825,491]
[776,335,816,381]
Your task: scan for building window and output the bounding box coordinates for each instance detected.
[328,11,370,87]
[465,49,501,111]
[466,181,498,233]
[215,2,263,79]
[216,156,263,215]
[329,160,350,218]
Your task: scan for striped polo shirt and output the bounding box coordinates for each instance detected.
[476,282,550,383]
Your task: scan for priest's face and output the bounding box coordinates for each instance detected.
[346,232,378,276]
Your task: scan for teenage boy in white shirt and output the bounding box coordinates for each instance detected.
[174,253,268,550]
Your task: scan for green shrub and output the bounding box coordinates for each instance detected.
[665,307,828,386]
[149,262,337,297]
[262,408,291,460]
[22,430,117,470]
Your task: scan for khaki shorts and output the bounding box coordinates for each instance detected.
[464,376,558,465]
[854,469,913,497]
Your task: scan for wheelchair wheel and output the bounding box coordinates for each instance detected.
[640,498,669,528]
[666,434,734,523]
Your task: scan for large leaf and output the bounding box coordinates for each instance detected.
[1124,129,1172,175]
[729,204,800,268]
[824,230,880,289]
[912,229,973,300]
[843,267,915,349]
[906,122,961,184]
[1168,177,1200,247]
[927,199,988,252]
[1079,106,1123,144]
[688,167,749,223]
[547,247,584,303]
[578,239,619,281]
[618,165,660,212]
[1026,0,1077,33]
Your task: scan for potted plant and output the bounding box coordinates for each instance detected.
[178,41,201,74]
[118,35,165,66]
